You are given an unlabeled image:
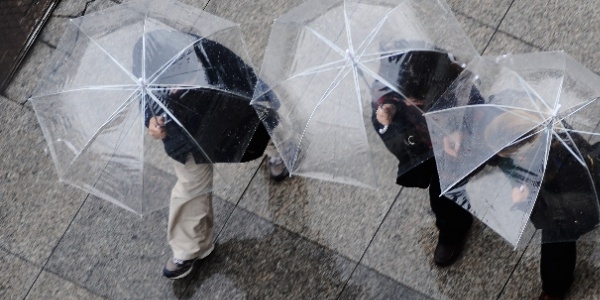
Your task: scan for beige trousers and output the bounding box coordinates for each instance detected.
[168,154,214,260]
[264,139,280,158]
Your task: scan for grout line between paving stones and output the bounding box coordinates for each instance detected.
[21,193,90,300]
[30,268,110,300]
[495,233,536,299]
[334,187,416,299]
[454,11,544,53]
[179,155,267,298]
[472,1,540,297]
[0,245,38,269]
[175,155,423,299]
[214,156,269,241]
[480,0,515,55]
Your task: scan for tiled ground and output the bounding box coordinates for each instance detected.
[3,0,600,299]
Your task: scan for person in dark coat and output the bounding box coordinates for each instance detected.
[136,31,280,279]
[372,50,475,266]
[484,110,599,300]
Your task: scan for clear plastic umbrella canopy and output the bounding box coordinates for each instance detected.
[252,0,477,188]
[29,0,260,215]
[425,52,600,248]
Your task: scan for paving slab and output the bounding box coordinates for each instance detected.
[205,0,306,69]
[43,195,235,299]
[0,0,59,91]
[0,248,40,300]
[180,206,358,300]
[3,0,114,104]
[25,271,107,300]
[0,96,87,264]
[483,30,543,56]
[239,157,400,261]
[454,13,496,54]
[501,241,600,300]
[213,159,263,206]
[6,0,210,106]
[340,264,433,300]
[361,186,523,300]
[499,0,600,72]
[447,0,512,27]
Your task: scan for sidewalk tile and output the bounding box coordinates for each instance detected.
[205,0,309,68]
[340,264,433,300]
[455,13,496,54]
[447,0,512,26]
[43,195,234,299]
[360,187,522,299]
[501,241,600,299]
[483,30,543,56]
[181,206,357,300]
[238,159,400,261]
[0,248,39,300]
[499,0,600,72]
[26,271,106,300]
[0,98,87,264]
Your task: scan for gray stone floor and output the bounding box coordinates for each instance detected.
[3,0,600,299]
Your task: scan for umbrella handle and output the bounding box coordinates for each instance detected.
[378,125,389,134]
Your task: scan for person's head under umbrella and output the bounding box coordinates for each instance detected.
[133,30,267,164]
[371,49,464,165]
[483,107,599,238]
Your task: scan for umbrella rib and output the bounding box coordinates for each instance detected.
[553,130,589,167]
[69,20,138,83]
[515,72,554,113]
[355,60,410,104]
[342,1,355,57]
[251,59,349,102]
[145,91,213,165]
[147,83,251,100]
[67,90,139,166]
[556,96,600,124]
[424,103,551,116]
[145,91,229,183]
[29,84,139,99]
[349,49,380,183]
[295,62,354,163]
[435,117,551,196]
[553,59,567,110]
[358,49,446,64]
[353,5,395,59]
[147,37,206,84]
[292,59,349,77]
[561,128,600,137]
[305,26,347,58]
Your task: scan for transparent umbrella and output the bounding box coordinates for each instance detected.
[29,0,264,215]
[252,0,477,188]
[425,52,600,248]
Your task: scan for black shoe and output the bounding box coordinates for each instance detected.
[163,257,197,280]
[538,292,564,300]
[163,245,214,280]
[433,239,466,267]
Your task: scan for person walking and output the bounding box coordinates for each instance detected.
[372,49,474,266]
[138,31,278,279]
[484,110,599,300]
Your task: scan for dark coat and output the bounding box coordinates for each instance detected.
[140,34,271,164]
[488,132,599,239]
[371,50,466,187]
[153,88,270,164]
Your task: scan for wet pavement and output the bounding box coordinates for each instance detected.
[3,0,600,299]
[0,0,59,91]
